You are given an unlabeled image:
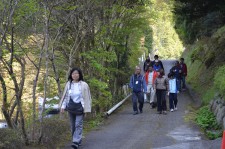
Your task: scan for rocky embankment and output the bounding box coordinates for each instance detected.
[210,94,225,129]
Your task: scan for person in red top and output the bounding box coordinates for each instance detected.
[179,58,187,90]
[145,65,158,108]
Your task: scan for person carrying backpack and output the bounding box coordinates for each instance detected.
[129,66,147,115]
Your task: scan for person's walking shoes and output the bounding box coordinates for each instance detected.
[162,111,167,115]
[133,111,138,115]
[71,142,79,149]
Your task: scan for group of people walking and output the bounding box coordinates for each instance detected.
[129,55,187,115]
[57,55,187,148]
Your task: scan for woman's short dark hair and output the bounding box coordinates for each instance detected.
[159,68,165,76]
[68,67,84,81]
[154,55,159,59]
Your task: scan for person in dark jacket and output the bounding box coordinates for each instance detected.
[152,55,164,70]
[129,66,147,115]
[143,56,153,73]
[179,58,187,90]
[170,61,182,92]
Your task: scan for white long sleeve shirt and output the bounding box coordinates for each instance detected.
[62,82,84,109]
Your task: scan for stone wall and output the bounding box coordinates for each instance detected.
[209,94,225,129]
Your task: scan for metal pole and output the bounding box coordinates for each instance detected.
[106,94,132,116]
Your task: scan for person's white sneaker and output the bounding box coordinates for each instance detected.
[170,109,174,112]
[174,107,177,111]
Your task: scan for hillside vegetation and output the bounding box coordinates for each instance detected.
[174,0,225,139]
[174,0,225,103]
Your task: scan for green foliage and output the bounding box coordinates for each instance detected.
[190,45,204,63]
[14,0,39,24]
[174,0,225,44]
[202,88,216,105]
[149,0,184,59]
[37,116,70,148]
[214,65,225,97]
[212,25,225,44]
[143,27,153,53]
[196,106,221,130]
[206,130,223,140]
[0,128,24,149]
[204,51,215,68]
[83,114,104,133]
[88,78,112,112]
[195,106,222,140]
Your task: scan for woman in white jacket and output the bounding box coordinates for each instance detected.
[59,67,92,149]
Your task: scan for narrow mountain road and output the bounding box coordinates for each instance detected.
[63,60,221,149]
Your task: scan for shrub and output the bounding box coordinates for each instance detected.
[195,106,222,139]
[196,106,221,130]
[0,128,24,149]
[37,115,70,148]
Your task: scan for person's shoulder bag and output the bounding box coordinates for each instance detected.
[65,82,84,115]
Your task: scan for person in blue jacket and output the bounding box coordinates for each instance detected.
[129,66,147,115]
[153,60,162,72]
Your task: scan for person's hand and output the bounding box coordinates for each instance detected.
[60,108,65,113]
[167,92,170,96]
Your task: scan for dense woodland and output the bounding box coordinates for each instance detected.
[1,0,225,148]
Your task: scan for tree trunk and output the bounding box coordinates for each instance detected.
[0,74,13,128]
[38,3,50,143]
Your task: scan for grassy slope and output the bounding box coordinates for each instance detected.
[183,25,225,105]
